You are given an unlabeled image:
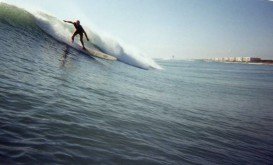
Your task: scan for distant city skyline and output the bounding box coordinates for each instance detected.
[2,0,273,59]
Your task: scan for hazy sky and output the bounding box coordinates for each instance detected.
[2,0,273,59]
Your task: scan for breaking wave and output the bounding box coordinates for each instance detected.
[0,3,162,70]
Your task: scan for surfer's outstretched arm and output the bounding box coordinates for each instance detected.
[63,20,73,24]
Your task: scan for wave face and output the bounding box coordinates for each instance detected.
[0,3,161,70]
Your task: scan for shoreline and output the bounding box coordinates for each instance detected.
[203,60,273,66]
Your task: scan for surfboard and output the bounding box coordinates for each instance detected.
[81,47,117,61]
[69,43,117,61]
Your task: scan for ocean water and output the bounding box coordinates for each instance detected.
[1,3,273,165]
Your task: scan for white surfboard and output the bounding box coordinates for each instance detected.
[69,43,117,61]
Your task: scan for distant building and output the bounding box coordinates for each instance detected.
[229,57,236,62]
[242,57,249,62]
[208,57,262,63]
[242,57,261,62]
[250,57,261,62]
[236,57,243,62]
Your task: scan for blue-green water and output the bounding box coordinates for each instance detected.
[1,3,273,164]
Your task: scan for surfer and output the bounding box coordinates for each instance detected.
[63,20,89,50]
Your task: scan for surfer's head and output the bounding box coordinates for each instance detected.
[76,20,80,25]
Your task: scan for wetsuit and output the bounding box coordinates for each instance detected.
[71,22,86,47]
[73,23,84,35]
[68,21,88,49]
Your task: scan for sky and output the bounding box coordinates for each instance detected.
[2,0,273,59]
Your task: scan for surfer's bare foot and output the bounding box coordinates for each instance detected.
[82,47,86,50]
